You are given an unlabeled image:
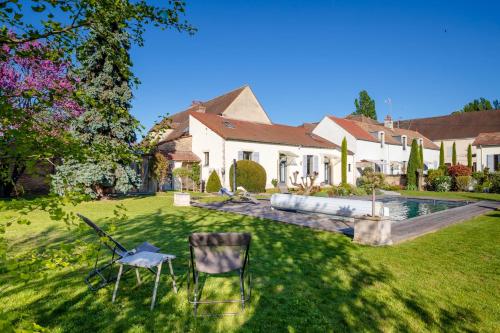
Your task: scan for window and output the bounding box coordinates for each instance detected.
[306,155,314,175]
[348,163,351,172]
[242,151,252,160]
[324,161,331,184]
[204,152,209,166]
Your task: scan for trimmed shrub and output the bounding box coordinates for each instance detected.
[452,142,457,165]
[490,172,500,193]
[271,178,278,188]
[467,144,472,168]
[351,186,368,196]
[406,139,420,189]
[439,142,445,167]
[455,175,471,191]
[341,137,347,184]
[426,168,444,190]
[229,160,266,193]
[327,183,355,197]
[382,184,404,191]
[447,165,472,177]
[206,170,222,193]
[433,176,452,192]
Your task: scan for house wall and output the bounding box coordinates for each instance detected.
[313,117,440,178]
[222,87,272,124]
[475,145,500,171]
[313,117,357,153]
[190,116,226,184]
[190,115,354,190]
[435,138,476,166]
[223,140,353,188]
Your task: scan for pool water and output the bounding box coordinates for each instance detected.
[378,198,468,221]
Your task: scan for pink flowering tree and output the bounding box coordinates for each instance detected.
[0,38,84,197]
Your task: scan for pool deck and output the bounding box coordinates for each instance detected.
[192,198,500,244]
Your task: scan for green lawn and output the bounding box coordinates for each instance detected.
[1,193,499,332]
[399,190,500,201]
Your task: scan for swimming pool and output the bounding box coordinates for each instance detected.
[379,197,469,221]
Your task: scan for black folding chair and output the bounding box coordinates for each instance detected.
[78,214,160,291]
[187,232,251,316]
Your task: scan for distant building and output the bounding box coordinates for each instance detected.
[313,115,439,178]
[398,110,500,171]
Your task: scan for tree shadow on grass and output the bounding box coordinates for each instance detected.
[0,203,483,332]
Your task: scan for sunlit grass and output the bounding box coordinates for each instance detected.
[0,192,499,332]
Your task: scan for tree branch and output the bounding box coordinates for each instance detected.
[4,21,89,45]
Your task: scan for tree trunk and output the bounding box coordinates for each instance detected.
[372,188,376,217]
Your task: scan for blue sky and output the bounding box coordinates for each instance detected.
[130,0,500,133]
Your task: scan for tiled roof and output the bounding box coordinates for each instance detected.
[149,86,248,142]
[161,151,201,162]
[472,132,500,146]
[329,116,439,150]
[397,110,500,140]
[328,116,378,142]
[191,112,343,150]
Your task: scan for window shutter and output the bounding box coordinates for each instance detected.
[252,152,260,164]
[238,151,243,161]
[302,155,307,177]
[313,155,319,174]
[487,155,494,170]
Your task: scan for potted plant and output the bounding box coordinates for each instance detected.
[353,169,392,245]
[172,167,191,206]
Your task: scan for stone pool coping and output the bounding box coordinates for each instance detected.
[192,197,500,244]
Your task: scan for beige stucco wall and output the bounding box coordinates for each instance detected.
[435,138,476,166]
[222,87,272,124]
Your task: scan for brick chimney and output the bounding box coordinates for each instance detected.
[191,101,206,113]
[384,115,393,129]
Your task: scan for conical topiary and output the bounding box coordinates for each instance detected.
[206,170,222,193]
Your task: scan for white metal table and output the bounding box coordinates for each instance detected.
[112,251,177,310]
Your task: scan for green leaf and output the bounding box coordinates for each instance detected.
[31,5,46,12]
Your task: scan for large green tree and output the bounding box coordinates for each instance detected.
[353,90,377,120]
[341,137,348,184]
[406,139,421,190]
[454,97,496,114]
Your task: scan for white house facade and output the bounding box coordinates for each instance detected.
[312,115,440,179]
[146,85,445,191]
[189,113,355,188]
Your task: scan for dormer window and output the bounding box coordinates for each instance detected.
[402,135,407,150]
[379,131,385,147]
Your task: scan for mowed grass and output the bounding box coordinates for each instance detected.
[0,193,499,332]
[400,190,500,202]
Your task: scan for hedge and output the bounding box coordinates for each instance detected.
[206,170,222,193]
[229,160,266,193]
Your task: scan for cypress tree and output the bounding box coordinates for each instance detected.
[341,137,347,184]
[419,142,424,169]
[407,139,420,189]
[439,141,445,167]
[452,142,457,165]
[467,144,472,168]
